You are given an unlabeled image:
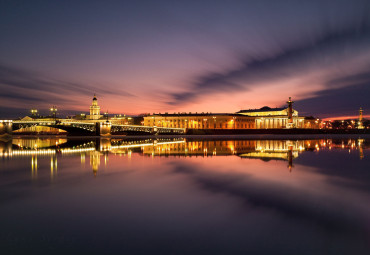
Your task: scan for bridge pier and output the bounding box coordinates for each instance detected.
[0,120,12,136]
[96,138,111,152]
[96,122,111,136]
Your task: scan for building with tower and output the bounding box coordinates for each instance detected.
[88,94,102,120]
[143,97,320,129]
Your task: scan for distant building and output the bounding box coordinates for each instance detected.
[87,94,102,120]
[143,97,320,129]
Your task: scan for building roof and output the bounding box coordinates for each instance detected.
[236,106,287,114]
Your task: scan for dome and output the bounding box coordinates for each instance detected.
[93,94,97,101]
[260,106,271,110]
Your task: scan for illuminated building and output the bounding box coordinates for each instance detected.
[88,94,102,120]
[143,97,320,129]
[144,113,255,129]
[75,97,134,125]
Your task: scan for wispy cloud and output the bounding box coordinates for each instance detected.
[296,69,370,118]
[167,23,370,114]
[0,64,135,112]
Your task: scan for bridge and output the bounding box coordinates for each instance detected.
[0,119,186,136]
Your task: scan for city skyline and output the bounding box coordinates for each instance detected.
[1,0,370,119]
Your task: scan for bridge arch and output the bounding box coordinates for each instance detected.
[13,125,67,135]
[12,123,96,135]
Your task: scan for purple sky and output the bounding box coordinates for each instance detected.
[1,0,370,119]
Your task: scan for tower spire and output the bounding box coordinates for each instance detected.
[358,107,364,129]
[286,97,294,126]
[89,94,101,119]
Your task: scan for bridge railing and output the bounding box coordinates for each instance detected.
[111,124,186,133]
[11,120,186,134]
[13,120,54,124]
[60,122,95,126]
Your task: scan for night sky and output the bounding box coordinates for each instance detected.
[1,0,369,119]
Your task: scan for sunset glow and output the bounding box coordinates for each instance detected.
[0,1,369,119]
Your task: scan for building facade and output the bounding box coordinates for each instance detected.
[143,98,320,129]
[88,95,102,120]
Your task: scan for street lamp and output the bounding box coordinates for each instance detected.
[50,106,57,123]
[104,111,109,122]
[30,109,38,119]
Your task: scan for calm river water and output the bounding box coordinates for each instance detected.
[0,136,370,255]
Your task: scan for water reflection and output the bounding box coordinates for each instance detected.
[0,136,370,254]
[0,137,368,178]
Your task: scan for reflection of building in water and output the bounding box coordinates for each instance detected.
[240,140,305,171]
[143,140,257,157]
[142,139,362,170]
[90,151,101,176]
[1,138,367,177]
[241,140,304,159]
[142,139,306,162]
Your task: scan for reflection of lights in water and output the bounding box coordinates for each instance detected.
[13,138,67,149]
[358,139,364,160]
[90,151,101,176]
[3,139,367,174]
[62,148,95,154]
[31,155,37,179]
[81,154,85,165]
[50,155,57,181]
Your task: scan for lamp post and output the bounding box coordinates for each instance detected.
[104,111,109,122]
[30,109,38,119]
[50,106,57,123]
[213,116,216,130]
